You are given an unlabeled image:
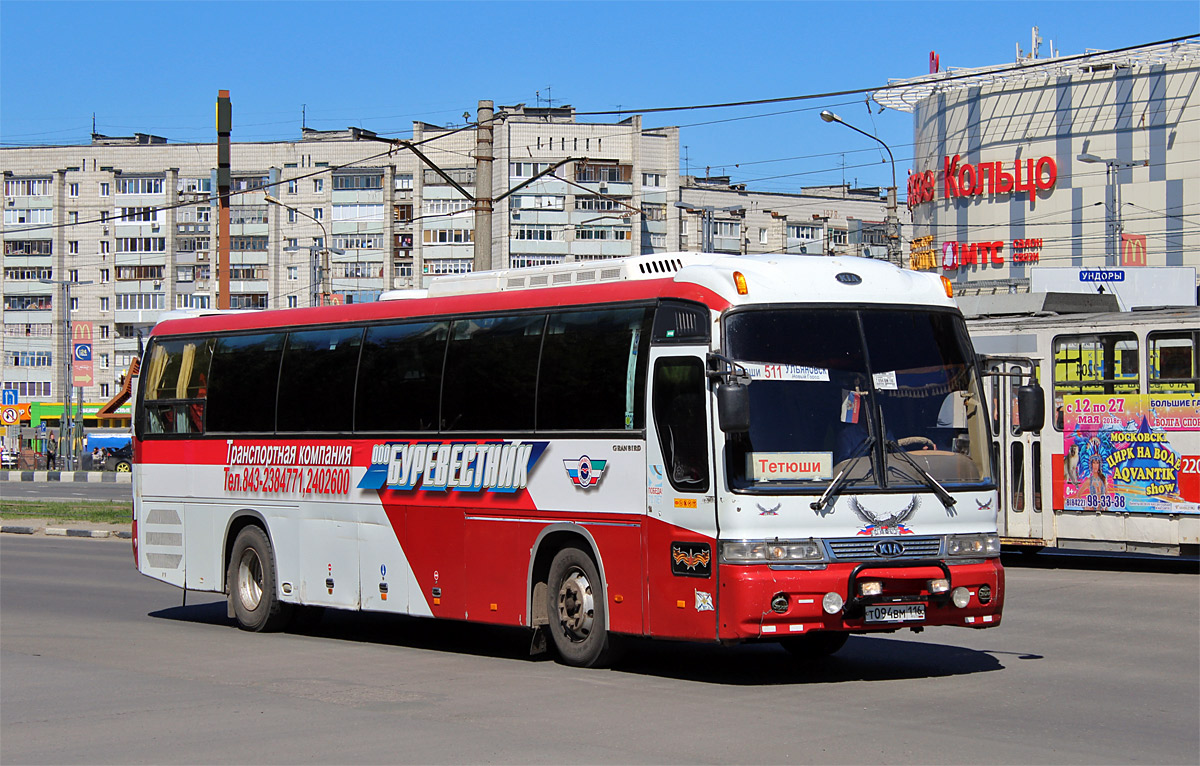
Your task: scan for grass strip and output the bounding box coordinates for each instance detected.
[1,500,131,525]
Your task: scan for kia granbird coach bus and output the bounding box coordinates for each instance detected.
[133,253,1028,667]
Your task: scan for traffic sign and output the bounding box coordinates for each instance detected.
[1,407,18,426]
[0,390,16,406]
[74,343,93,361]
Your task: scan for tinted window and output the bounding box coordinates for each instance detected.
[653,357,709,492]
[539,307,652,430]
[277,327,363,432]
[356,321,448,431]
[443,314,544,431]
[207,333,284,432]
[141,337,213,435]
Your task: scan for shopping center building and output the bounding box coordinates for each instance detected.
[877,38,1199,296]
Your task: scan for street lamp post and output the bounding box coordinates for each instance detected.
[820,110,900,266]
[39,277,93,470]
[265,194,344,306]
[1077,153,1149,267]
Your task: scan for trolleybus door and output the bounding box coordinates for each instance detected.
[985,357,1044,544]
[644,349,719,640]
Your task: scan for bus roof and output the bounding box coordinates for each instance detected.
[150,252,954,338]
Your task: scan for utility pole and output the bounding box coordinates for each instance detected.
[475,100,494,272]
[216,90,232,309]
[41,278,92,470]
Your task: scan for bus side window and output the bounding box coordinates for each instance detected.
[206,333,284,433]
[277,327,363,433]
[1148,330,1199,393]
[356,321,448,432]
[652,357,709,492]
[141,337,213,436]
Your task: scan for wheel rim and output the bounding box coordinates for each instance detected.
[237,548,264,611]
[556,568,595,642]
[116,462,131,473]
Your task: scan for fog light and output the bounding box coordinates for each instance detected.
[929,578,950,594]
[859,580,883,597]
[822,591,844,614]
[771,593,789,614]
[977,584,992,604]
[951,586,971,608]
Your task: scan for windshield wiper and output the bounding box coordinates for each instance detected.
[810,436,874,517]
[885,439,957,513]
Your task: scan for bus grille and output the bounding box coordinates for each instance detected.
[826,536,942,561]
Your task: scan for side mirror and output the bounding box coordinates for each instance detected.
[1016,384,1045,433]
[716,381,750,433]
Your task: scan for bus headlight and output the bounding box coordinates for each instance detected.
[946,533,1001,557]
[722,539,825,563]
[951,587,971,608]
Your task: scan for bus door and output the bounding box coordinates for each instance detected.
[984,357,1044,543]
[644,350,719,640]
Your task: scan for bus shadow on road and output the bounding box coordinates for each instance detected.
[151,598,1012,684]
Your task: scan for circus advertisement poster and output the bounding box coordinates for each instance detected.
[1058,394,1200,515]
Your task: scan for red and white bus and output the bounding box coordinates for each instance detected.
[133,252,1013,666]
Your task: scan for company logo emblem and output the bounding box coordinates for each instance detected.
[835,272,862,285]
[757,503,781,516]
[563,455,607,489]
[874,540,905,557]
[359,440,548,493]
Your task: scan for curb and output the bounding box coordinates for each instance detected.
[0,471,132,484]
[4,525,130,539]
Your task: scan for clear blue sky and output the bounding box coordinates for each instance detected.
[2,1,1195,193]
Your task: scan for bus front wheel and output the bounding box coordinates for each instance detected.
[547,546,611,668]
[783,631,849,659]
[228,526,291,632]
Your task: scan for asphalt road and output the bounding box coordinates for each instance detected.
[0,480,132,503]
[2,536,1196,765]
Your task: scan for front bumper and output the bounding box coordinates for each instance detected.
[717,557,1003,641]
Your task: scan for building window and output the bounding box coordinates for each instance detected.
[829,229,847,246]
[287,208,297,223]
[287,179,298,195]
[117,177,164,195]
[69,241,79,254]
[423,259,473,275]
[422,229,474,244]
[70,297,79,312]
[4,179,52,196]
[3,209,53,226]
[99,297,110,312]
[288,296,298,308]
[510,162,551,179]
[69,183,79,197]
[229,293,268,310]
[576,163,632,183]
[510,195,564,211]
[69,269,79,282]
[576,196,630,212]
[99,182,110,197]
[759,228,768,245]
[313,178,324,193]
[333,234,384,250]
[287,266,299,281]
[312,207,323,221]
[714,221,740,238]
[99,325,109,339]
[395,173,414,190]
[100,383,110,397]
[115,237,166,253]
[286,238,299,248]
[99,353,109,370]
[642,173,664,187]
[177,267,195,283]
[115,293,165,310]
[333,173,383,190]
[230,206,267,225]
[512,224,558,241]
[332,204,383,221]
[576,226,631,241]
[2,381,51,398]
[119,206,159,222]
[100,240,110,254]
[510,254,565,268]
[4,240,53,256]
[641,203,666,221]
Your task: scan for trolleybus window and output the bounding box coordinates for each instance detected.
[1053,333,1139,429]
[1148,330,1198,393]
[207,333,284,433]
[277,327,364,432]
[355,321,448,432]
[538,307,652,431]
[443,314,546,432]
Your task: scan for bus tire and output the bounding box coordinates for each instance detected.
[228,525,291,632]
[783,631,848,659]
[547,546,611,668]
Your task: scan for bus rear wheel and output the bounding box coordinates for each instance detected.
[547,546,611,668]
[228,526,291,632]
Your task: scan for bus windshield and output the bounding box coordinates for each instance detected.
[723,307,992,491]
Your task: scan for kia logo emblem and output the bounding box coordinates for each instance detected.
[875,540,904,557]
[836,272,862,285]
